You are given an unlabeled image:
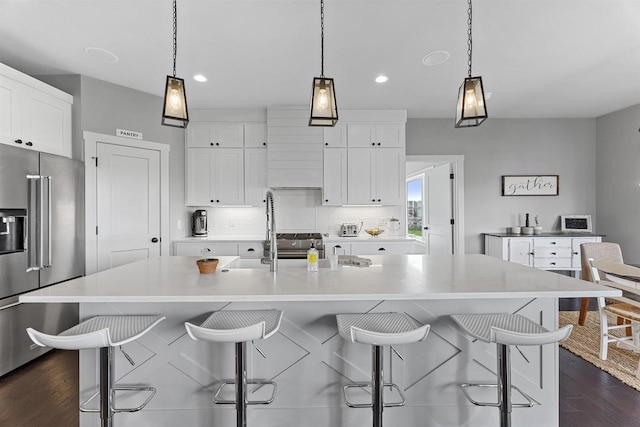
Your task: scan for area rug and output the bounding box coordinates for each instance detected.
[559,311,640,391]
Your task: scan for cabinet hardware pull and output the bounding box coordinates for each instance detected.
[325,199,328,202]
[210,142,214,146]
[372,199,376,202]
[25,141,33,146]
[325,142,328,146]
[335,245,342,248]
[551,242,557,245]
[216,142,220,146]
[378,248,386,251]
[262,142,266,146]
[551,252,556,255]
[371,142,375,146]
[551,262,556,265]
[247,248,255,252]
[15,139,23,144]
[151,237,159,243]
[377,143,381,146]
[573,251,579,255]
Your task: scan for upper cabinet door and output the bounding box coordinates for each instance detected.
[0,70,72,158]
[186,123,244,148]
[0,74,23,147]
[21,86,71,157]
[244,122,267,148]
[323,124,347,147]
[347,123,404,148]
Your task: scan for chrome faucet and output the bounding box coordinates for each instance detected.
[261,190,278,272]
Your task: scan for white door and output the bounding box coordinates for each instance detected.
[96,142,161,271]
[424,164,453,254]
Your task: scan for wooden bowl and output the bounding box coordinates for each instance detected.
[196,258,219,274]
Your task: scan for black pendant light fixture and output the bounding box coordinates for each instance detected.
[162,0,189,128]
[309,0,338,127]
[455,0,487,128]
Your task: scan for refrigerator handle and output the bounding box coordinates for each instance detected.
[44,176,52,268]
[26,175,42,271]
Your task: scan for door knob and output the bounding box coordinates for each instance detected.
[423,226,429,230]
[151,237,159,243]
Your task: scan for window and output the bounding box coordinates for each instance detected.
[407,175,424,239]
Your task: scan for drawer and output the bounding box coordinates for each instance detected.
[533,238,571,248]
[534,247,572,258]
[533,258,572,269]
[350,242,414,255]
[174,242,238,256]
[238,242,263,259]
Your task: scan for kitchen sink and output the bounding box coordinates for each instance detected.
[224,258,329,269]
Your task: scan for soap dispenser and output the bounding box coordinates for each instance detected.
[307,243,319,272]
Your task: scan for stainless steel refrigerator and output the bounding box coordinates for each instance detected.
[0,144,84,376]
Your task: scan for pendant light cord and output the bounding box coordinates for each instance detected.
[172,0,178,77]
[320,0,325,78]
[467,0,473,78]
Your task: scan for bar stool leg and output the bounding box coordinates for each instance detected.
[99,347,115,427]
[372,345,383,427]
[497,343,512,427]
[235,342,248,427]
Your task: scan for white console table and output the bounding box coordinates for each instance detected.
[484,233,603,276]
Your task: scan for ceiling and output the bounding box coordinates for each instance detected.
[1,0,639,119]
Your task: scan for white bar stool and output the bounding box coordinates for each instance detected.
[450,313,573,427]
[336,312,430,427]
[185,309,283,427]
[27,315,165,427]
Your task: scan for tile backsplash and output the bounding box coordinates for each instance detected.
[192,189,402,237]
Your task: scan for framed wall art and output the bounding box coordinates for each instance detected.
[501,175,559,196]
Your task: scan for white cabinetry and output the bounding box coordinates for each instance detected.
[322,148,347,205]
[186,148,244,206]
[244,147,268,206]
[186,122,244,148]
[350,241,415,255]
[244,122,267,148]
[185,119,267,207]
[174,241,263,258]
[325,240,417,256]
[347,123,404,148]
[174,242,239,257]
[0,63,72,158]
[347,147,403,205]
[484,234,602,274]
[323,124,347,147]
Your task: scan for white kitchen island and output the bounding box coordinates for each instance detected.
[20,255,619,427]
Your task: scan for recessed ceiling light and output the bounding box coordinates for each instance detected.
[84,47,118,63]
[375,75,388,83]
[485,92,493,100]
[422,50,450,66]
[193,74,207,83]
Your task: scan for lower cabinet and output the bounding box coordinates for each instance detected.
[325,241,417,256]
[173,241,265,258]
[484,234,602,274]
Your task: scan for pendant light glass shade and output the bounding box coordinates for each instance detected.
[162,75,189,128]
[309,77,338,127]
[455,76,487,128]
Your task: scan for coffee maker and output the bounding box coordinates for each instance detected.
[192,210,208,237]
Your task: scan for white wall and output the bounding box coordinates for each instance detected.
[595,104,640,264]
[406,118,597,254]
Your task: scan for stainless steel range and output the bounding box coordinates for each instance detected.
[265,233,325,259]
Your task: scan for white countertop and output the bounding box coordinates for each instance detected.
[19,254,619,303]
[173,235,265,243]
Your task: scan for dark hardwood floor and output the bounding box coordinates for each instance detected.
[1,318,639,426]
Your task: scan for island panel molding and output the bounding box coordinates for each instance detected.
[501,175,559,196]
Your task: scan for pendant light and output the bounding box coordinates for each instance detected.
[162,0,189,128]
[455,0,487,128]
[309,0,338,127]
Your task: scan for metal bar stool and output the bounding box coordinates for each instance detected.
[185,309,283,427]
[336,312,430,427]
[27,315,165,427]
[451,313,573,427]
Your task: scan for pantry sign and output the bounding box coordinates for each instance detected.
[501,175,559,196]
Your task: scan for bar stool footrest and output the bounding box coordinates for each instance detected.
[343,382,406,408]
[213,380,277,405]
[460,383,537,408]
[79,385,157,413]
